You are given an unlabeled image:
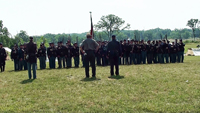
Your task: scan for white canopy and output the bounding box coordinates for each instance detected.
[3,47,11,53]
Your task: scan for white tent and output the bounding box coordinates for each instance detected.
[192,48,200,56]
[3,47,11,53]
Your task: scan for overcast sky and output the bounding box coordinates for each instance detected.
[1,0,200,36]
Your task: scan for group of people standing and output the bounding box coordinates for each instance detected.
[1,34,185,79]
[95,38,185,66]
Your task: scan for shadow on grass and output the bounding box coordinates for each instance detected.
[20,79,35,84]
[80,77,101,82]
[108,75,124,80]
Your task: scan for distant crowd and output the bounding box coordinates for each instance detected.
[5,38,185,72]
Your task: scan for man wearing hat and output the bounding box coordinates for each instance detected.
[37,43,46,69]
[11,44,19,71]
[0,42,7,72]
[107,35,122,76]
[47,42,57,69]
[18,44,25,70]
[73,43,80,67]
[80,34,99,78]
[66,40,73,68]
[57,41,66,68]
[26,37,37,79]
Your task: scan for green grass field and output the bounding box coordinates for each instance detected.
[0,55,200,112]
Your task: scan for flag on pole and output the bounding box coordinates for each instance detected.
[90,12,94,39]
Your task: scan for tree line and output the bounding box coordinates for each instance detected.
[0,15,200,49]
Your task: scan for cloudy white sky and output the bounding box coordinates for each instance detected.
[1,0,199,36]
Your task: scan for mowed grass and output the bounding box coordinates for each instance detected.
[0,56,200,112]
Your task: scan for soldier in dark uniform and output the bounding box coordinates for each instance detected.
[118,40,123,65]
[96,41,101,66]
[66,40,73,68]
[107,35,122,76]
[11,44,19,71]
[162,40,169,63]
[146,40,154,64]
[80,34,99,78]
[135,40,141,64]
[157,40,164,63]
[169,42,177,63]
[178,39,185,63]
[18,44,25,70]
[73,43,80,67]
[122,40,127,65]
[125,40,131,65]
[23,43,28,70]
[100,41,107,66]
[80,46,85,67]
[129,40,134,64]
[0,42,7,72]
[153,41,159,63]
[37,43,46,69]
[47,42,57,69]
[175,39,179,62]
[141,40,147,64]
[26,37,37,79]
[57,41,66,68]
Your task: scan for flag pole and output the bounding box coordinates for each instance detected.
[90,12,94,39]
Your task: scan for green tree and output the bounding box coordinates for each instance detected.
[95,14,130,41]
[186,19,199,40]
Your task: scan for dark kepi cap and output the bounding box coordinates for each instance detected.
[180,39,182,41]
[112,35,116,38]
[29,37,33,39]
[0,42,2,45]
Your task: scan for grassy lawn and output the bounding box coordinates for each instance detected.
[1,56,200,112]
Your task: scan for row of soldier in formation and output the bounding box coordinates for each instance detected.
[8,38,185,71]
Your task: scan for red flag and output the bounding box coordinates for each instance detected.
[90,12,94,39]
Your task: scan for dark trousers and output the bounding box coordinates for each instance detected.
[66,57,72,68]
[163,54,169,63]
[81,55,85,67]
[49,56,55,69]
[102,56,106,66]
[141,51,147,64]
[74,56,79,67]
[58,57,65,68]
[24,60,28,70]
[19,60,24,70]
[84,51,96,77]
[0,65,5,72]
[170,54,176,63]
[118,57,121,65]
[110,56,119,75]
[153,53,158,63]
[14,59,19,71]
[147,53,153,64]
[39,56,46,69]
[179,51,184,62]
[158,54,164,63]
[27,62,36,79]
[136,53,141,64]
[96,56,101,66]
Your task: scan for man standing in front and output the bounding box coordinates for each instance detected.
[0,42,7,72]
[107,35,122,76]
[80,34,99,78]
[26,37,37,79]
